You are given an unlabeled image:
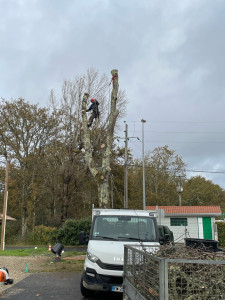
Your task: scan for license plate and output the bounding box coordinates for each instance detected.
[112,286,123,292]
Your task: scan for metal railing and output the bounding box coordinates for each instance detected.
[123,245,225,300]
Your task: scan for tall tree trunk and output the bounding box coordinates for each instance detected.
[60,182,70,224]
[21,213,27,239]
[97,174,110,208]
[21,183,28,239]
[82,69,119,208]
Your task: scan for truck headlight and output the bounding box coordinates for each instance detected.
[87,251,99,263]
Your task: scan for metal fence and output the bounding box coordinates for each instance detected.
[123,245,225,300]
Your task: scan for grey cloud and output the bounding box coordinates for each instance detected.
[1,0,225,187]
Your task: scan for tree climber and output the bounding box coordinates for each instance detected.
[86,98,99,127]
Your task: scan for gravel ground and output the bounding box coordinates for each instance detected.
[0,256,49,295]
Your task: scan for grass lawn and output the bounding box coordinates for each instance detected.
[0,247,86,256]
[0,248,86,273]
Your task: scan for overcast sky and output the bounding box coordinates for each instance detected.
[1,0,225,189]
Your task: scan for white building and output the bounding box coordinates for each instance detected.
[146,206,222,243]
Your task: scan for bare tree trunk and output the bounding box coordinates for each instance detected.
[97,175,110,208]
[82,69,119,208]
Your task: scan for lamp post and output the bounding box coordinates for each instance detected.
[141,119,146,210]
[124,123,128,209]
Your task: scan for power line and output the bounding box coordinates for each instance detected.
[126,164,225,174]
[130,140,225,144]
[186,169,225,174]
[124,120,225,124]
[127,131,225,134]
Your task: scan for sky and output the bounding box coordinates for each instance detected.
[1,0,225,189]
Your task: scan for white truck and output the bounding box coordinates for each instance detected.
[80,209,160,297]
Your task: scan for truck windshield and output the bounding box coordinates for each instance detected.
[91,216,157,242]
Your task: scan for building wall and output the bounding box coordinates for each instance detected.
[157,216,215,243]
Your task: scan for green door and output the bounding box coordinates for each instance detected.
[203,217,212,239]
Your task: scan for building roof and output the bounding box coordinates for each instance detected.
[146,205,222,216]
[0,214,16,221]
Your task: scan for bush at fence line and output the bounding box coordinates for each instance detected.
[4,222,21,244]
[127,245,225,300]
[27,225,58,245]
[156,245,225,299]
[218,222,225,247]
[56,218,91,245]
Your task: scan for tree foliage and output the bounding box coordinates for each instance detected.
[0,98,58,237]
[127,146,187,207]
[182,176,225,210]
[0,70,224,240]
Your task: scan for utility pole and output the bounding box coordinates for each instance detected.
[141,119,146,210]
[1,160,9,251]
[124,123,128,208]
[176,176,183,206]
[116,123,139,209]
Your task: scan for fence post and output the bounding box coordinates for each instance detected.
[164,259,169,300]
[159,257,165,300]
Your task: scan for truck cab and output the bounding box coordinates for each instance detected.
[80,209,160,297]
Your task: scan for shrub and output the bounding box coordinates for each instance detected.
[5,221,21,244]
[57,218,91,245]
[27,225,58,245]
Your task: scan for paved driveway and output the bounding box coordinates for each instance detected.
[1,272,122,300]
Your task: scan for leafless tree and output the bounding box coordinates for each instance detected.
[49,68,126,212]
[82,69,120,208]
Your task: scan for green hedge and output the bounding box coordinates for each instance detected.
[3,218,91,245]
[27,225,58,245]
[5,221,21,244]
[217,222,225,247]
[57,218,91,245]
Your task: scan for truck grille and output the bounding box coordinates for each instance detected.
[96,260,123,271]
[99,274,123,284]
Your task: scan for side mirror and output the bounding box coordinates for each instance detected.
[79,231,89,245]
[159,234,170,245]
[159,237,165,245]
[164,233,170,242]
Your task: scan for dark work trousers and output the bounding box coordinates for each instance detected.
[88,111,99,127]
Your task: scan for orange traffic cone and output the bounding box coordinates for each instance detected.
[48,244,51,251]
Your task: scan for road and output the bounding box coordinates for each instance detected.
[1,272,123,300]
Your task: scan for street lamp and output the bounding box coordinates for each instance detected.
[141,119,146,210]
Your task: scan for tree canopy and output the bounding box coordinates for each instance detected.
[0,69,224,239]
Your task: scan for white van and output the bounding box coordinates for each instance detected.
[80,209,160,297]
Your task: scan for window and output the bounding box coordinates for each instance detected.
[170,218,188,226]
[91,215,157,242]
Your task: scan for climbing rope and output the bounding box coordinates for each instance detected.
[109,74,118,85]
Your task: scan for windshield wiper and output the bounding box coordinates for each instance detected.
[118,236,152,241]
[94,236,116,240]
[118,236,141,240]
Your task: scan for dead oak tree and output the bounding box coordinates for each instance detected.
[82,69,119,208]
